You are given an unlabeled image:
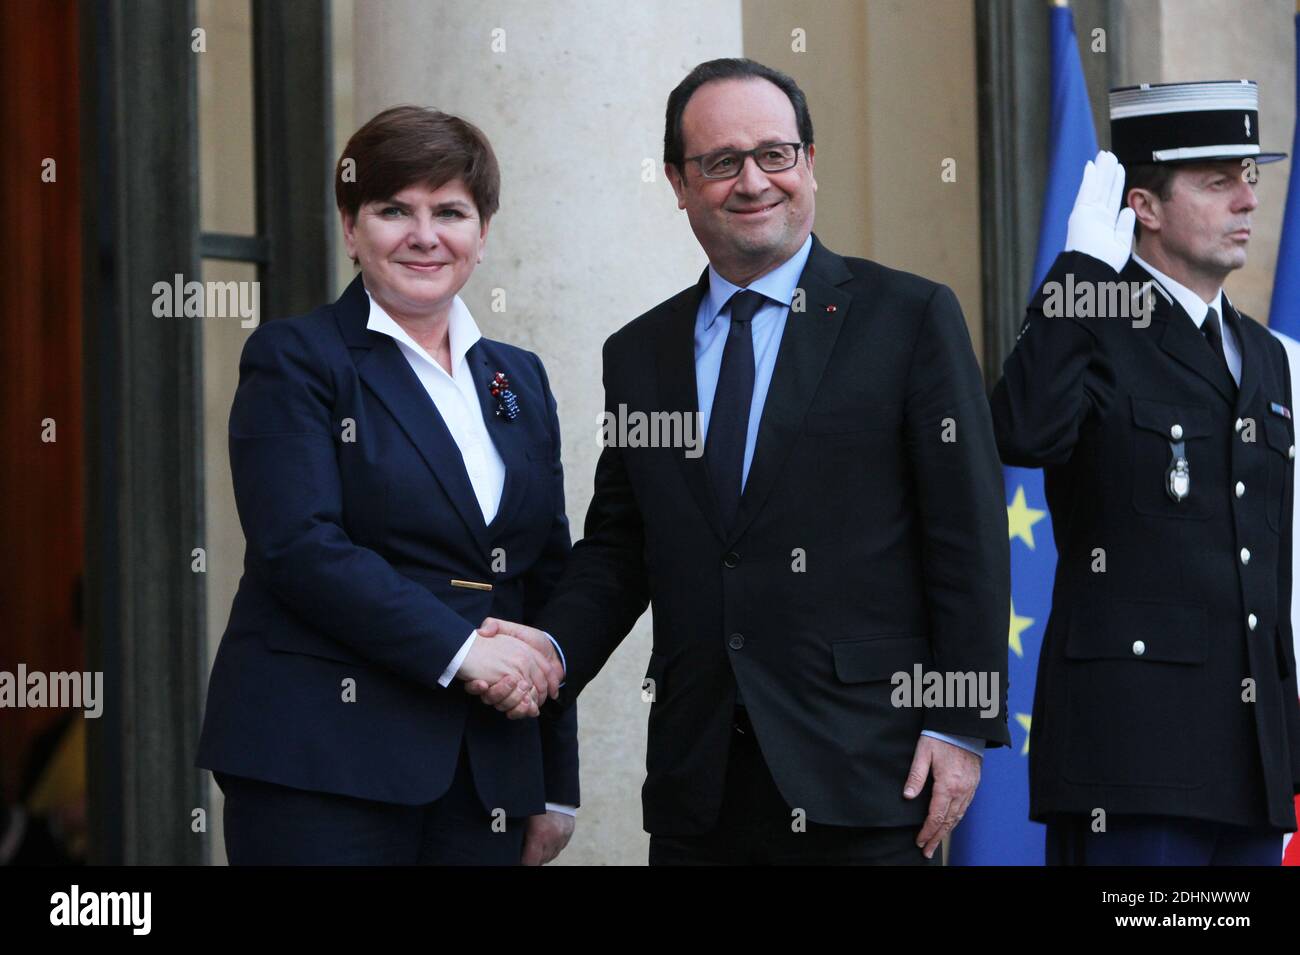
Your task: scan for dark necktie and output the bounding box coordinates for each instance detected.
[706,289,765,532]
[1202,306,1233,382]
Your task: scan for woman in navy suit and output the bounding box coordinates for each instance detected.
[197,106,577,865]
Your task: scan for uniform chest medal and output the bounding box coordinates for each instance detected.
[1166,439,1190,503]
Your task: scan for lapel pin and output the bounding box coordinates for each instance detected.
[489,371,520,421]
[825,304,837,313]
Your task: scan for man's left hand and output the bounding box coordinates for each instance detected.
[521,811,575,866]
[902,735,982,860]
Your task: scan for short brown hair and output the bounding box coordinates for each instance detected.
[1125,163,1176,240]
[334,106,501,224]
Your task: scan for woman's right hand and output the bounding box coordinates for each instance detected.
[457,629,560,718]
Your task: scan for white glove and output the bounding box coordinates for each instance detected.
[1064,150,1136,273]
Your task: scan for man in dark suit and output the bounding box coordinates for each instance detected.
[473,58,1010,864]
[991,80,1300,864]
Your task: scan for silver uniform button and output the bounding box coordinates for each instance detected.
[1235,481,1245,498]
[1290,445,1296,460]
[1240,548,1251,565]
[1132,640,1146,656]
[1170,423,1183,440]
[1248,613,1258,631]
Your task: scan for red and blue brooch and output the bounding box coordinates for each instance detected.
[488,371,520,421]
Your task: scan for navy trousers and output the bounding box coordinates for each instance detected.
[1046,814,1283,865]
[216,742,527,865]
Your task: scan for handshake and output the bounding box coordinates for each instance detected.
[457,618,565,719]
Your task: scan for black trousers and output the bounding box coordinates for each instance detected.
[217,741,527,865]
[649,708,937,866]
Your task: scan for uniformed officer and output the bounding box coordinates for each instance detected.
[992,79,1300,865]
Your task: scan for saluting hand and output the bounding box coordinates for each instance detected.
[1064,149,1136,272]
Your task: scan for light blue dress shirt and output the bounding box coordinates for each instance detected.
[694,235,984,759]
[695,236,813,486]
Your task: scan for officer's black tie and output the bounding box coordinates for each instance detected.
[1201,306,1234,384]
[706,289,765,533]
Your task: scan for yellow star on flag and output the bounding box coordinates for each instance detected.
[1015,714,1032,756]
[1007,485,1047,549]
[1008,600,1034,658]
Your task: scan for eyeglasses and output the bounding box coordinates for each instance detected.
[682,142,805,180]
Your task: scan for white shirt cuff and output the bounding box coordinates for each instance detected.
[544,803,577,816]
[921,730,985,757]
[542,631,567,686]
[437,630,478,687]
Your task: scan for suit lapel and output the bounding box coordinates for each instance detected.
[466,341,531,535]
[335,275,491,553]
[729,236,851,542]
[655,272,726,540]
[1126,259,1237,406]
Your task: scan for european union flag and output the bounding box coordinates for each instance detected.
[949,2,1097,865]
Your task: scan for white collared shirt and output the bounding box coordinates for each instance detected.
[1132,252,1242,385]
[365,291,506,522]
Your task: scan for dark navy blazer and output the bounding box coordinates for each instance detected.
[197,273,578,815]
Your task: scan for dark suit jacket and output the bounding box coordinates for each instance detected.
[536,235,1010,836]
[991,251,1300,831]
[197,274,578,816]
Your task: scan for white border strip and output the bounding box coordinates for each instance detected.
[1151,144,1259,161]
[1110,82,1258,119]
[1111,98,1257,119]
